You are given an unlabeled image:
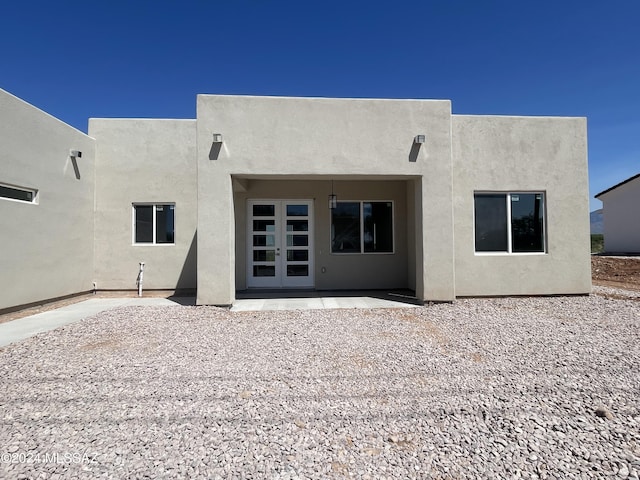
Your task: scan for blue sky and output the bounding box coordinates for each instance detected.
[2,1,638,211]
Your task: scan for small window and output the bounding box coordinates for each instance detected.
[133,204,175,244]
[0,183,38,204]
[474,193,545,254]
[331,201,394,254]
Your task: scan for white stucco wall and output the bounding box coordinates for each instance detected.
[89,118,197,290]
[196,95,455,305]
[452,115,591,296]
[2,90,593,309]
[0,89,96,310]
[598,177,640,253]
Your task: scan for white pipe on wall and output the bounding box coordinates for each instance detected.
[137,262,145,297]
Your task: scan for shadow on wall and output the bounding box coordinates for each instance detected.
[176,231,197,290]
[209,143,222,160]
[408,142,420,163]
[71,157,81,179]
[63,155,81,179]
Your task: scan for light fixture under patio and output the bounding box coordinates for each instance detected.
[414,135,426,144]
[328,180,337,209]
[212,133,223,143]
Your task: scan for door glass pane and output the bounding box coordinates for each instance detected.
[511,193,545,252]
[253,204,275,216]
[363,202,392,252]
[474,194,508,252]
[287,265,309,277]
[254,250,276,262]
[286,204,308,216]
[331,202,360,253]
[253,266,275,277]
[287,250,309,261]
[253,220,275,232]
[135,205,153,243]
[253,235,275,247]
[286,220,308,232]
[287,235,308,246]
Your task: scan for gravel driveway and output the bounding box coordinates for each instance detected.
[1,288,639,479]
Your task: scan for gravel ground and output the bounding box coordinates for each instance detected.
[1,291,639,479]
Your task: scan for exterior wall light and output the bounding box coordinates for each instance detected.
[328,180,337,209]
[414,135,426,144]
[70,149,82,158]
[212,133,223,143]
[328,193,337,209]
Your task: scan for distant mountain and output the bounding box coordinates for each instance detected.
[590,209,603,234]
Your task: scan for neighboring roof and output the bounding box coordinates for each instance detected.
[595,173,640,199]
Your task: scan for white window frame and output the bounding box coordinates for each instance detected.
[132,203,175,246]
[474,191,546,256]
[330,200,395,255]
[0,182,39,204]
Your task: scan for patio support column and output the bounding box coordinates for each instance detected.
[411,178,425,300]
[420,170,456,301]
[197,171,235,305]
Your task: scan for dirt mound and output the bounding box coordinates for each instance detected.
[592,255,640,291]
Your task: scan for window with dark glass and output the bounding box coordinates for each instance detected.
[155,205,175,244]
[134,205,154,243]
[0,184,38,203]
[511,194,544,252]
[331,201,394,254]
[331,202,361,253]
[474,194,508,252]
[474,193,545,253]
[363,202,393,253]
[134,204,175,244]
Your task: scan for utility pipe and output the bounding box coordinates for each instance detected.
[137,262,145,297]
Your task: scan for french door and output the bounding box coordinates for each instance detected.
[247,200,314,288]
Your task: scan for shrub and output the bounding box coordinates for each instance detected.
[591,234,604,253]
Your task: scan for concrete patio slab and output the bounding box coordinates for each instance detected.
[0,291,419,347]
[231,294,419,311]
[0,297,186,348]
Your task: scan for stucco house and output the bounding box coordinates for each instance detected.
[0,88,591,311]
[595,173,640,253]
